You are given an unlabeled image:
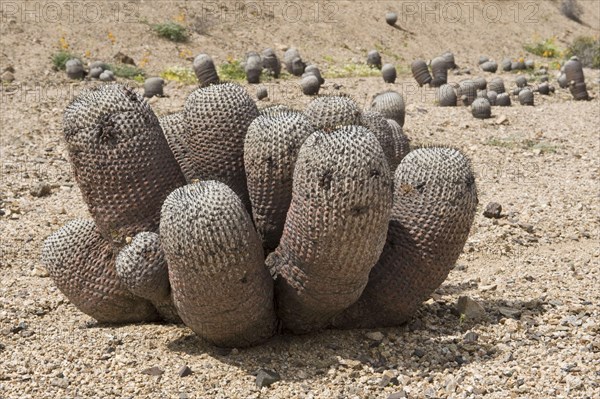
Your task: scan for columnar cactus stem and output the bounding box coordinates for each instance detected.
[266,126,393,333]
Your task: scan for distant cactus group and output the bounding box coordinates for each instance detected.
[42,82,478,347]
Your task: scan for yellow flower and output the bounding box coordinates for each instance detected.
[175,11,186,24]
[108,31,116,44]
[59,36,69,50]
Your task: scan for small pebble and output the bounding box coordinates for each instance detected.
[140,366,164,376]
[483,202,502,218]
[255,369,280,387]
[30,182,51,197]
[177,365,192,378]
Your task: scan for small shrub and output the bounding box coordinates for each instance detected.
[52,51,78,70]
[565,36,600,69]
[151,22,188,42]
[218,59,246,81]
[107,64,145,81]
[524,37,562,58]
[323,64,381,78]
[160,66,196,84]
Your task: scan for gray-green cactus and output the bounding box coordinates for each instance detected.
[304,95,362,130]
[370,90,405,127]
[182,82,258,209]
[63,83,186,246]
[161,181,277,347]
[382,64,397,83]
[411,60,432,87]
[42,219,158,323]
[244,111,315,251]
[159,113,196,183]
[266,126,393,333]
[192,53,220,87]
[472,98,492,119]
[115,232,180,323]
[332,147,478,328]
[437,84,457,107]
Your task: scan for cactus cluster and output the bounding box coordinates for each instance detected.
[42,82,477,348]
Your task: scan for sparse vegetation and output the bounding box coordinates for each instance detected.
[565,36,600,69]
[151,21,188,42]
[524,37,562,58]
[51,50,79,70]
[485,136,557,153]
[106,64,145,82]
[217,59,283,82]
[323,64,381,78]
[160,66,197,84]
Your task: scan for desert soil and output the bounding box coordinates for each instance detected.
[1,1,599,398]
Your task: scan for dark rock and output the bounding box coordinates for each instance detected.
[483,202,502,218]
[387,391,407,399]
[412,348,425,358]
[498,306,522,319]
[464,331,479,343]
[256,369,280,387]
[177,365,193,377]
[114,51,136,65]
[10,322,27,334]
[456,296,487,320]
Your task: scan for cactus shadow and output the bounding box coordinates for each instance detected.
[166,297,546,381]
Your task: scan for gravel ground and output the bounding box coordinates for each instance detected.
[1,66,599,398]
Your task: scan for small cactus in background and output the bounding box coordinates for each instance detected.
[300,75,320,95]
[518,88,534,105]
[487,90,498,105]
[245,52,263,84]
[564,56,589,100]
[430,56,448,87]
[385,12,397,26]
[442,51,457,69]
[381,64,397,83]
[473,77,487,91]
[143,77,164,98]
[478,56,489,65]
[192,53,219,87]
[515,75,528,88]
[437,84,457,107]
[370,90,406,127]
[501,58,512,72]
[480,60,498,73]
[256,86,268,100]
[471,97,492,119]
[262,48,281,78]
[537,82,551,95]
[303,65,324,84]
[411,59,432,87]
[458,80,477,106]
[367,50,382,69]
[488,77,506,94]
[99,70,115,81]
[284,48,305,76]
[496,92,512,106]
[66,59,84,79]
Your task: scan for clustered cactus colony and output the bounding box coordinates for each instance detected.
[42,82,478,348]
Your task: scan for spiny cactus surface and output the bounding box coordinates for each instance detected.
[42,219,158,323]
[161,181,277,347]
[183,82,258,209]
[244,111,315,252]
[370,90,405,127]
[266,126,393,333]
[159,113,196,182]
[63,83,186,245]
[304,95,362,130]
[332,147,478,328]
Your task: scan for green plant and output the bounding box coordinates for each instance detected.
[51,50,78,70]
[151,22,188,42]
[160,66,196,84]
[485,136,557,153]
[323,63,381,78]
[218,59,246,81]
[106,64,145,81]
[524,37,562,58]
[565,36,600,68]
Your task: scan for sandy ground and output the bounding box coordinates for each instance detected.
[1,1,600,398]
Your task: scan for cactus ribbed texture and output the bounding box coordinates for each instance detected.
[370,90,405,127]
[458,80,477,106]
[367,50,382,69]
[515,75,528,88]
[565,57,589,100]
[478,56,489,65]
[284,48,305,76]
[161,181,276,347]
[245,52,262,84]
[42,220,157,323]
[260,104,295,117]
[262,48,281,78]
[332,147,477,328]
[518,88,534,105]
[501,58,512,72]
[437,84,457,107]
[360,111,397,168]
[266,126,393,333]
[473,77,487,91]
[496,93,511,106]
[192,54,220,87]
[382,64,397,83]
[115,232,180,322]
[182,82,258,209]
[538,82,550,95]
[487,90,498,105]
[442,52,457,69]
[304,95,362,130]
[488,77,506,94]
[471,98,492,119]
[63,83,186,246]
[430,57,448,87]
[386,119,411,169]
[411,60,432,87]
[244,111,315,251]
[159,113,196,183]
